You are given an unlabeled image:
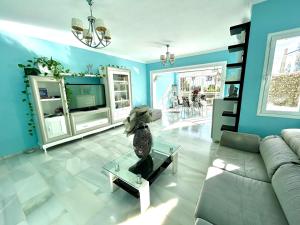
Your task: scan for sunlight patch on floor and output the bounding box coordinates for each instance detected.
[162,118,210,131]
[117,199,178,225]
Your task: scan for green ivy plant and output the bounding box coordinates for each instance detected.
[99,64,127,78]
[18,57,71,136]
[35,57,70,79]
[20,74,35,136]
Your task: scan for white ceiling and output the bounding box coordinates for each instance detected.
[0,0,265,63]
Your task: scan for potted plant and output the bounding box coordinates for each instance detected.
[17,60,40,76]
[18,57,70,79]
[35,57,70,79]
[124,106,153,159]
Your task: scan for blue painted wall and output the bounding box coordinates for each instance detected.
[239,0,300,137]
[0,32,147,157]
[155,72,175,109]
[146,50,240,106]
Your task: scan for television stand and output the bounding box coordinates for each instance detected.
[70,108,111,135]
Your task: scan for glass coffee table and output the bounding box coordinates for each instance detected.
[103,140,181,213]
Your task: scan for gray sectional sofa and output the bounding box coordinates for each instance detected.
[195,129,300,225]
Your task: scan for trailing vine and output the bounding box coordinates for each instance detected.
[18,57,128,136]
[20,72,35,136]
[18,57,71,136]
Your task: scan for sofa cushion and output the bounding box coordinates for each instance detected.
[149,108,162,122]
[272,164,300,225]
[281,129,300,157]
[212,145,270,182]
[220,131,261,153]
[195,218,213,225]
[195,167,288,225]
[260,135,300,179]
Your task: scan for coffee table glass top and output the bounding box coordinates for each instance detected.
[103,140,180,189]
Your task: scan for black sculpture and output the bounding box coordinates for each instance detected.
[124,106,153,159]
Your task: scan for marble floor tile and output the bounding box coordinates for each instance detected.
[0,112,214,225]
[0,193,25,225]
[25,194,67,225]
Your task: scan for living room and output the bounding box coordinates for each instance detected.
[0,0,300,225]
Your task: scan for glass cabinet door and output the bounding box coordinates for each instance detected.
[34,78,72,143]
[113,74,130,109]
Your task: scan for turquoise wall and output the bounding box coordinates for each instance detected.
[0,32,147,157]
[155,72,175,109]
[239,0,300,137]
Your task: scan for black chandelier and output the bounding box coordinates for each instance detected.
[71,0,111,49]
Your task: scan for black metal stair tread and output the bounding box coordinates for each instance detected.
[228,43,245,52]
[222,111,237,117]
[227,63,243,68]
[223,97,240,101]
[221,125,237,132]
[230,22,250,35]
[225,80,241,84]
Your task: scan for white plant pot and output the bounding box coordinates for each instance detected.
[38,63,53,76]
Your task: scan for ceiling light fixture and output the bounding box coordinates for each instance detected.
[160,44,175,66]
[71,0,111,49]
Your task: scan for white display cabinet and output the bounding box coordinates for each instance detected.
[104,67,132,123]
[29,76,72,145]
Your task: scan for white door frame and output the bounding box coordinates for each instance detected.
[150,61,227,108]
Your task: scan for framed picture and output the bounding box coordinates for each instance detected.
[39,88,48,99]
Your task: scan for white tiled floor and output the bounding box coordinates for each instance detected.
[0,112,216,225]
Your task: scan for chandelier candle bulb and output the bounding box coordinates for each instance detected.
[95,19,106,32]
[104,30,111,40]
[72,18,84,31]
[83,29,92,40]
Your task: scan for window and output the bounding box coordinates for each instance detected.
[257,28,300,119]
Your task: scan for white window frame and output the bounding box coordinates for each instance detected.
[257,28,300,119]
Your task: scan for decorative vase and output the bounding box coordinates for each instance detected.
[133,123,153,159]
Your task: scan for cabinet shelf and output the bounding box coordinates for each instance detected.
[114,90,128,93]
[228,43,245,52]
[221,125,237,132]
[40,98,61,102]
[115,99,129,103]
[222,111,237,117]
[114,80,128,83]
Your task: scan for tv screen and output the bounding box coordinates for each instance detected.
[65,84,106,112]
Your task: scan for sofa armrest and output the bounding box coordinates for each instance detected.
[220,131,261,153]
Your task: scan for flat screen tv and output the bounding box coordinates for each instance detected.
[65,84,106,112]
